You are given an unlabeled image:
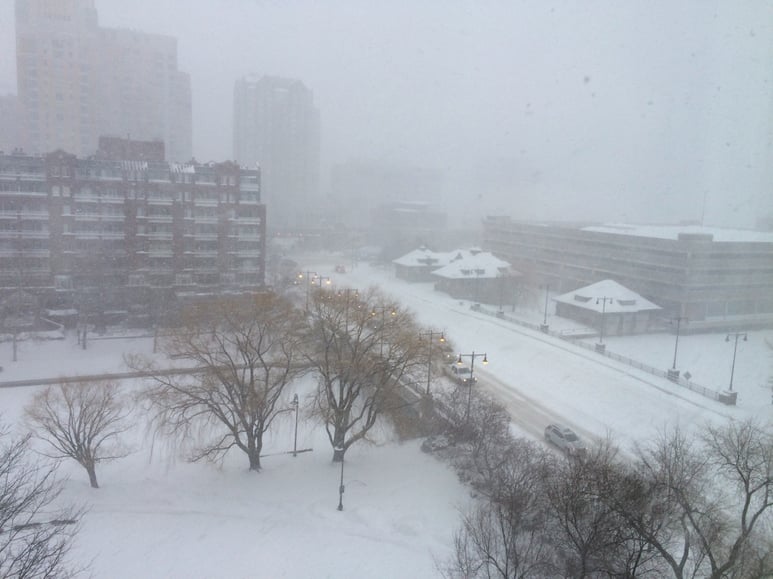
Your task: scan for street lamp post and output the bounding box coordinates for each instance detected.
[595,297,613,353]
[668,316,688,381]
[371,306,396,356]
[725,332,747,392]
[291,393,299,457]
[419,330,445,396]
[497,274,506,317]
[540,283,550,333]
[299,270,318,310]
[336,447,345,511]
[457,351,488,422]
[336,288,359,332]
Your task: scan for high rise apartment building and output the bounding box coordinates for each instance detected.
[233,75,319,229]
[0,95,22,154]
[14,0,192,162]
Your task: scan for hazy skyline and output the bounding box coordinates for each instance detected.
[1,0,771,227]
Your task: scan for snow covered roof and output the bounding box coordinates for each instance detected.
[430,251,512,280]
[393,247,450,268]
[121,160,148,172]
[554,280,661,313]
[583,224,773,243]
[170,162,196,174]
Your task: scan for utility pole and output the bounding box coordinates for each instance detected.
[667,316,688,381]
[419,330,445,396]
[595,297,613,353]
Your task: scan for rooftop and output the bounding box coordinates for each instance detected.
[583,224,773,243]
[554,279,661,313]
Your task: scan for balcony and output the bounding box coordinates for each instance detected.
[147,197,174,206]
[147,232,173,240]
[1,209,50,219]
[0,230,50,239]
[146,215,173,223]
[72,232,124,240]
[229,249,262,257]
[147,250,173,258]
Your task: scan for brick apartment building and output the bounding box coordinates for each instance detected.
[0,138,265,326]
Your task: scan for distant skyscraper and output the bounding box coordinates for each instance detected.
[233,75,320,229]
[0,94,21,153]
[14,0,192,162]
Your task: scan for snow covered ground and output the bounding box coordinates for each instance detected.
[0,252,771,577]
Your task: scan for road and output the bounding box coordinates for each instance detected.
[474,368,599,449]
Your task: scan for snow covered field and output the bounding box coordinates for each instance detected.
[0,254,771,577]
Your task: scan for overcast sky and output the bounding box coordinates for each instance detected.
[1,0,771,227]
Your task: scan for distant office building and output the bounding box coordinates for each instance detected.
[0,142,264,325]
[371,201,448,260]
[14,0,192,162]
[233,75,320,229]
[483,217,773,329]
[328,160,444,230]
[0,95,22,154]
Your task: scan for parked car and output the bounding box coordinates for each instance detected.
[447,363,477,385]
[544,424,586,456]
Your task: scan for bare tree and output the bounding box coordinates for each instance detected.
[441,439,556,579]
[544,440,665,579]
[130,292,308,471]
[699,419,773,579]
[0,422,79,578]
[619,420,773,579]
[24,380,131,489]
[305,287,426,462]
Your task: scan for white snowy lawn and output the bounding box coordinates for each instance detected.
[0,253,770,578]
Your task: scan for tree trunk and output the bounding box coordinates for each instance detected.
[248,450,261,471]
[86,464,99,489]
[332,427,346,462]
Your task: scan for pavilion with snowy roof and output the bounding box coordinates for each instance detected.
[392,246,452,282]
[553,279,662,335]
[430,249,519,304]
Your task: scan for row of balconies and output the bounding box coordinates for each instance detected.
[0,230,49,238]
[0,248,50,257]
[0,210,49,219]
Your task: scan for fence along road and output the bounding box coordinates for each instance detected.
[0,365,204,389]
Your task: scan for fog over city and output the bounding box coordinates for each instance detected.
[1,0,771,227]
[2,3,773,577]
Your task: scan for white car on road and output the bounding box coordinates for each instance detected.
[447,363,477,385]
[544,424,586,456]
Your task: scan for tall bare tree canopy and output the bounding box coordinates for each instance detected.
[0,423,79,578]
[305,287,427,461]
[25,380,131,489]
[132,292,309,471]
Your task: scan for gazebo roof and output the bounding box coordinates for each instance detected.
[392,246,447,267]
[430,251,513,280]
[553,279,660,313]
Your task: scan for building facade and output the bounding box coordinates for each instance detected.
[233,75,319,230]
[483,217,773,328]
[15,0,192,162]
[0,143,265,325]
[0,95,22,154]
